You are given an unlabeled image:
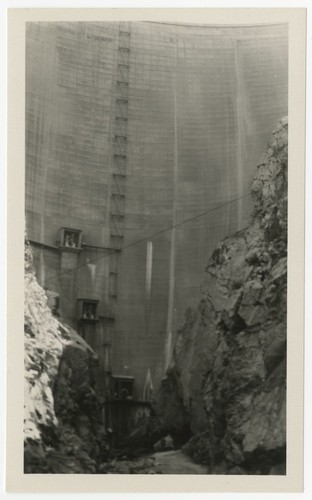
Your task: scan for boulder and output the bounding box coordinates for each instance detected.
[153,435,174,452]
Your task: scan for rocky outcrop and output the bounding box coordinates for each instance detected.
[24,239,107,473]
[158,117,288,474]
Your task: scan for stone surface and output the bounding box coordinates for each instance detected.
[24,239,107,473]
[156,118,288,474]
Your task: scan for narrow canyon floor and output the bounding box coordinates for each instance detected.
[98,449,207,474]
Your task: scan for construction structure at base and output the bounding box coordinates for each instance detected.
[26,21,288,400]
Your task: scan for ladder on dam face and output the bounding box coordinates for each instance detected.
[110,21,131,252]
[103,22,132,398]
[108,21,131,310]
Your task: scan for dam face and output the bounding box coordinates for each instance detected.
[26,21,288,399]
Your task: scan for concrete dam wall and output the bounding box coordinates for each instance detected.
[25,21,288,399]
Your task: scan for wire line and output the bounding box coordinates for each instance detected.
[42,191,251,285]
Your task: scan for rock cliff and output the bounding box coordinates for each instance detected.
[159,117,288,474]
[24,240,107,473]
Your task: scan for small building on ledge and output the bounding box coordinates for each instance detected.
[57,227,83,251]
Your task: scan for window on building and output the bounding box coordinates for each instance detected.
[82,301,96,320]
[112,376,134,400]
[58,227,82,249]
[77,299,99,322]
[63,229,79,248]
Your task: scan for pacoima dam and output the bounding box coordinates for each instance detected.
[26,21,288,403]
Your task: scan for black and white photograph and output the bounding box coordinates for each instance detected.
[5,6,307,493]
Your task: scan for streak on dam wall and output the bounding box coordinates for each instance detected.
[25,21,288,398]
